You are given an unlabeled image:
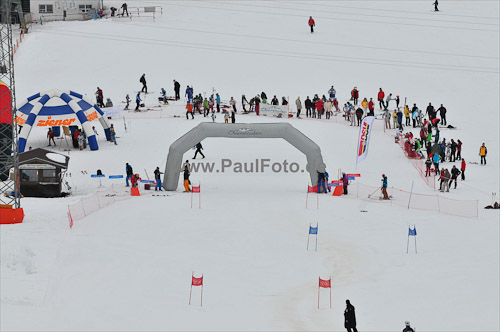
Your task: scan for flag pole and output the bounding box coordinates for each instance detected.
[329,277,332,309]
[318,278,320,309]
[199,182,201,209]
[307,223,310,250]
[406,231,409,254]
[414,224,417,254]
[201,275,204,306]
[315,222,318,252]
[189,271,193,305]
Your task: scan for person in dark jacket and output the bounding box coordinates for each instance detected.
[174,80,181,100]
[437,104,447,125]
[456,139,462,160]
[120,3,129,16]
[281,96,288,105]
[305,96,313,118]
[449,165,461,189]
[403,321,415,332]
[193,142,205,159]
[355,108,363,126]
[183,166,191,192]
[450,139,457,162]
[342,173,349,195]
[271,95,279,105]
[344,299,357,332]
[381,174,389,199]
[140,74,147,93]
[154,167,163,191]
[479,143,487,165]
[242,95,249,112]
[125,163,133,187]
[261,91,267,103]
[433,0,439,11]
[426,102,435,120]
[425,157,433,176]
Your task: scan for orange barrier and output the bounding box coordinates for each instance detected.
[0,206,24,224]
[131,187,140,196]
[332,185,343,196]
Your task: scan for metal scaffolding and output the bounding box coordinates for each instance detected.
[0,0,20,208]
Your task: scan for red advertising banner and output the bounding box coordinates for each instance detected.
[0,81,12,124]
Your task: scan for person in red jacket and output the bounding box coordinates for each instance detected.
[315,98,324,119]
[308,16,315,33]
[461,159,466,180]
[377,88,385,109]
[368,98,375,115]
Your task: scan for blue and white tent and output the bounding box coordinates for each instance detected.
[16,89,112,152]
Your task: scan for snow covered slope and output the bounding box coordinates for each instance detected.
[2,1,499,331]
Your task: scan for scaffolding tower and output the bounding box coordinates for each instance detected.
[0,0,21,209]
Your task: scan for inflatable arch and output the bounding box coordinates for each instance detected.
[16,89,112,152]
[164,123,327,191]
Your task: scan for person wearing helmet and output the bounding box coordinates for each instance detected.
[403,321,415,332]
[381,174,389,200]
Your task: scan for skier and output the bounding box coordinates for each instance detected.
[47,128,56,146]
[154,167,163,191]
[140,74,147,94]
[381,174,389,200]
[433,149,441,174]
[193,142,205,159]
[449,165,461,189]
[479,143,487,165]
[308,16,315,33]
[242,94,248,112]
[135,92,141,111]
[110,7,117,16]
[120,3,129,16]
[377,88,385,109]
[344,299,358,332]
[305,96,313,118]
[403,321,415,332]
[328,85,336,99]
[125,163,133,187]
[317,171,327,193]
[438,104,447,125]
[124,94,130,110]
[183,166,191,192]
[185,85,193,104]
[254,95,261,115]
[173,79,181,100]
[461,159,466,180]
[433,0,439,11]
[342,172,349,195]
[295,96,302,118]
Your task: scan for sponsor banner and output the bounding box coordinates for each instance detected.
[260,104,288,117]
[356,116,375,164]
[103,106,120,118]
[16,109,100,127]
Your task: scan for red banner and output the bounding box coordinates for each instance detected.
[0,81,12,124]
[330,180,342,184]
[307,185,318,193]
[192,186,200,193]
[347,173,361,177]
[319,278,331,288]
[192,276,203,286]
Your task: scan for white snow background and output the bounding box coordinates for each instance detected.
[1,1,499,331]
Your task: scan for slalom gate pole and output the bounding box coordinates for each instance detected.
[201,283,203,306]
[306,192,308,209]
[329,278,332,309]
[318,280,320,309]
[407,234,409,254]
[408,180,414,210]
[315,223,318,252]
[307,223,310,250]
[414,225,417,254]
[189,272,193,305]
[191,190,193,209]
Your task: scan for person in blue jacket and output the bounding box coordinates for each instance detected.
[185,86,193,104]
[154,167,163,191]
[317,171,328,193]
[397,109,403,130]
[432,153,441,174]
[216,93,221,112]
[381,174,389,199]
[135,92,141,111]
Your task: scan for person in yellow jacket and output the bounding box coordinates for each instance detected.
[392,109,398,129]
[361,98,368,116]
[183,166,191,192]
[404,105,410,126]
[479,143,487,165]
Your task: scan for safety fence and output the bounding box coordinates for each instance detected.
[68,184,135,223]
[12,25,27,55]
[350,183,478,218]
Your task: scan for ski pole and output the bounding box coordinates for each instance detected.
[368,187,380,198]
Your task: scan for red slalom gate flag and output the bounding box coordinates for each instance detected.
[307,185,318,193]
[346,173,361,178]
[189,272,204,306]
[319,278,331,288]
[192,186,201,193]
[318,277,332,309]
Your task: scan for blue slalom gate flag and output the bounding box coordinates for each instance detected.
[309,225,318,235]
[108,175,123,179]
[91,174,105,178]
[307,223,318,251]
[407,225,417,254]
